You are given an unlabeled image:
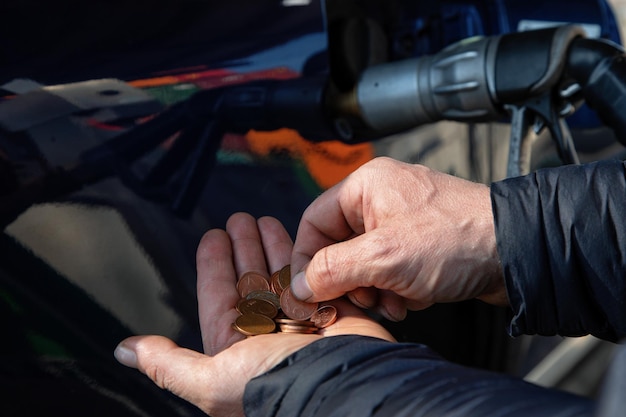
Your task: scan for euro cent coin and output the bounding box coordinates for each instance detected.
[233,313,276,336]
[280,286,318,321]
[310,305,337,328]
[237,298,278,319]
[277,265,291,294]
[237,271,270,298]
[246,290,281,310]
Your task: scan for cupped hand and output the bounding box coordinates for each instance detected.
[114,212,395,417]
[290,157,508,322]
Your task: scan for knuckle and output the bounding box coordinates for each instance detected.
[321,246,342,279]
[145,362,174,392]
[310,247,339,287]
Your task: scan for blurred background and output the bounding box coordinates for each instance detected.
[1,1,625,415]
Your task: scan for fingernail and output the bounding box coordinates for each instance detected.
[290,271,313,301]
[348,293,369,309]
[114,344,138,368]
[379,305,407,322]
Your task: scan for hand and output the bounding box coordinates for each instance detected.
[290,157,507,322]
[114,213,395,417]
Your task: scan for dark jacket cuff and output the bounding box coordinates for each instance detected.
[491,160,626,341]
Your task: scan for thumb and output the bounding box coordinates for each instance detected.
[115,335,217,413]
[291,234,381,302]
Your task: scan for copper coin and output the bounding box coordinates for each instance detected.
[237,298,278,319]
[233,313,275,336]
[270,270,281,294]
[280,286,318,321]
[277,265,291,293]
[237,271,270,298]
[276,322,317,334]
[274,317,316,326]
[310,305,337,328]
[279,324,318,334]
[246,290,281,310]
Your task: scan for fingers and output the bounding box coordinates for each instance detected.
[197,213,294,356]
[291,182,361,276]
[198,213,268,356]
[257,216,293,274]
[347,287,378,309]
[291,231,387,302]
[375,290,408,322]
[196,228,244,355]
[227,213,269,277]
[115,336,221,415]
[346,288,407,322]
[226,213,293,276]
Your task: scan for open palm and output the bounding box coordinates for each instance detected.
[115,212,395,417]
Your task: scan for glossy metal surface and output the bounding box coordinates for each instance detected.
[0,0,328,85]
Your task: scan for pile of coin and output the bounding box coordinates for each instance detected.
[233,265,337,336]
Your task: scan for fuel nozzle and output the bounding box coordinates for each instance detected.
[331,26,602,176]
[332,35,502,137]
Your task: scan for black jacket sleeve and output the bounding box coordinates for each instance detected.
[490,159,626,341]
[244,335,594,417]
